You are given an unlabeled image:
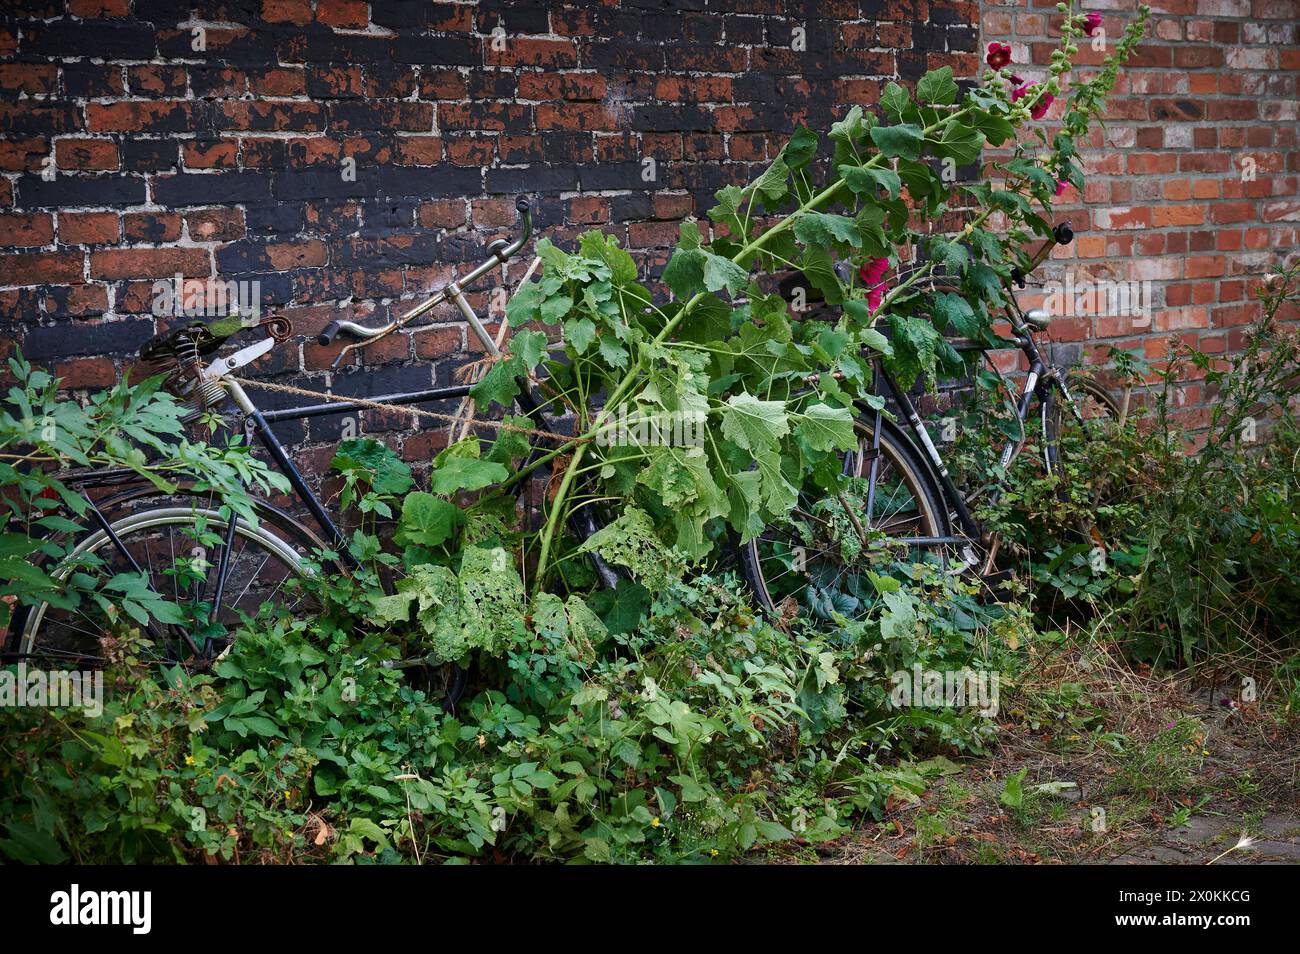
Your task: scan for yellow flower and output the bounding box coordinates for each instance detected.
[709,849,719,857]
[651,817,661,828]
[184,755,195,766]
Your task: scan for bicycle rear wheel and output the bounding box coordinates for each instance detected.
[11,504,317,669]
[740,418,949,625]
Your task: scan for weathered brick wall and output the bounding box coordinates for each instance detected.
[981,0,1299,429]
[2,0,1295,466]
[0,0,977,468]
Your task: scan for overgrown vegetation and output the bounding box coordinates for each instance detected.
[3,4,1295,865]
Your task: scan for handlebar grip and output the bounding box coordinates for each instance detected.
[317,320,341,346]
[1053,222,1075,246]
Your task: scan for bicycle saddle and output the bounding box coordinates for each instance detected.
[139,317,245,363]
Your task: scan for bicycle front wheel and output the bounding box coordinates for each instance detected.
[1042,376,1127,548]
[740,418,949,626]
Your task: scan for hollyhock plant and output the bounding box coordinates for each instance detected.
[985,42,1012,70]
[1082,12,1103,36]
[515,2,1152,585]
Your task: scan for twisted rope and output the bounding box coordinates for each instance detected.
[231,376,582,445]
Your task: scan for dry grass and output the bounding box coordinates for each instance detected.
[794,630,1300,865]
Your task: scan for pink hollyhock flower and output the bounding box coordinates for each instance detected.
[1055,179,1071,197]
[1082,12,1103,37]
[1013,84,1054,119]
[985,42,1012,70]
[1008,74,1024,86]
[859,257,891,311]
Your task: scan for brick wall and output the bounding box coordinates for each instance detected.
[1,0,1295,468]
[0,0,978,469]
[981,0,1300,428]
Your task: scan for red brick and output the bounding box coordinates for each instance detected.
[45,284,108,318]
[1210,202,1255,224]
[262,0,311,25]
[214,102,324,132]
[0,64,57,95]
[266,241,327,269]
[59,212,119,246]
[0,137,47,172]
[185,208,245,243]
[89,248,210,280]
[67,0,129,15]
[536,103,618,131]
[0,213,54,247]
[55,138,118,171]
[444,138,488,166]
[567,196,608,225]
[127,65,187,96]
[394,136,443,166]
[123,212,183,243]
[86,101,192,133]
[470,198,517,229]
[54,356,117,389]
[249,67,307,97]
[413,327,465,360]
[0,252,83,286]
[315,0,369,29]
[485,39,578,69]
[1153,204,1207,227]
[1185,256,1225,279]
[182,139,238,169]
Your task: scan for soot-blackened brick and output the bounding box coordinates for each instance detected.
[23,319,155,361]
[16,175,146,208]
[153,172,272,206]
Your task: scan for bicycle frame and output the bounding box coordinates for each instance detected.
[859,290,1078,550]
[37,207,539,662]
[203,197,561,602]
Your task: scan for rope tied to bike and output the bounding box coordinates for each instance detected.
[228,376,585,446]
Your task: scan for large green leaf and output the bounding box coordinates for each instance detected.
[794,212,862,250]
[395,492,465,548]
[869,123,924,161]
[428,457,509,495]
[721,393,790,453]
[917,66,958,106]
[839,164,901,201]
[795,403,857,453]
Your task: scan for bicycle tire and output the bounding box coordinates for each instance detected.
[1042,375,1122,479]
[1042,375,1125,550]
[10,505,316,668]
[739,416,949,624]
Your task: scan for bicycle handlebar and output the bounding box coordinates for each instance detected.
[317,196,533,347]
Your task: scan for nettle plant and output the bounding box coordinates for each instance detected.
[467,3,1149,592]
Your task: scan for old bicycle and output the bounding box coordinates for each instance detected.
[740,222,1124,622]
[5,199,614,704]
